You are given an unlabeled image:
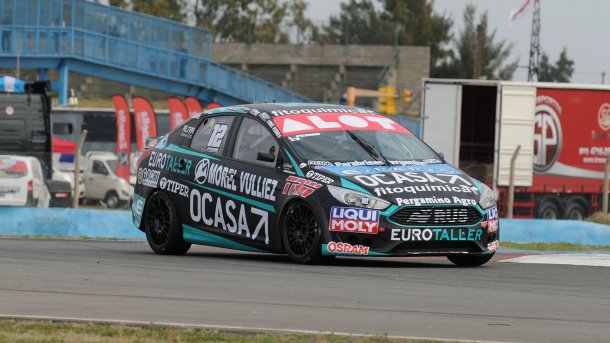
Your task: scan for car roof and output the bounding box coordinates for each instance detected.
[203,103,378,117]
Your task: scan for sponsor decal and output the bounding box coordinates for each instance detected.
[390,228,483,242]
[194,159,237,191]
[488,240,499,253]
[148,151,192,176]
[132,193,146,227]
[271,107,376,116]
[333,160,384,167]
[598,103,610,131]
[395,196,476,206]
[273,113,409,136]
[354,171,472,187]
[326,241,370,255]
[305,170,334,184]
[374,184,478,197]
[189,189,269,244]
[534,96,563,172]
[159,177,189,197]
[307,160,332,166]
[282,176,322,197]
[239,172,278,201]
[323,164,460,176]
[287,132,321,142]
[140,168,160,188]
[487,219,499,233]
[329,207,379,234]
[180,125,196,139]
[487,207,498,220]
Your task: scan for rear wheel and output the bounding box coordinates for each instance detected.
[144,191,190,255]
[564,202,586,220]
[447,254,493,267]
[538,200,559,219]
[281,202,331,264]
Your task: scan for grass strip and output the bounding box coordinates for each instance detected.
[0,319,451,343]
[501,241,610,252]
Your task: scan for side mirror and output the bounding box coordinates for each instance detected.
[257,146,276,163]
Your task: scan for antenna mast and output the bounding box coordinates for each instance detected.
[527,0,541,81]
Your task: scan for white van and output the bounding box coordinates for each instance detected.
[0,155,50,207]
[83,151,132,208]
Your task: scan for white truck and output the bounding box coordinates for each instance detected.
[83,151,132,208]
[420,78,610,219]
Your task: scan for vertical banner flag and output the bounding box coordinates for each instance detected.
[167,97,188,130]
[509,0,532,22]
[184,96,203,117]
[132,96,158,152]
[111,94,131,182]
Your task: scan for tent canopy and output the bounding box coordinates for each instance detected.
[0,76,26,93]
[52,137,77,154]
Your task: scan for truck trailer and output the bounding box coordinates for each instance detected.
[420,78,610,219]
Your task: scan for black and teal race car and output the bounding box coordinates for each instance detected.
[132,103,499,266]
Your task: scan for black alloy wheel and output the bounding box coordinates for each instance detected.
[447,254,494,267]
[144,191,191,255]
[281,202,331,264]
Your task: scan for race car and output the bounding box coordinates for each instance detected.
[132,103,499,266]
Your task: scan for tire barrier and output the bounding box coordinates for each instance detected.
[500,218,610,246]
[1,208,610,245]
[0,207,143,240]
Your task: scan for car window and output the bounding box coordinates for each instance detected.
[233,117,278,167]
[190,116,235,154]
[92,161,107,175]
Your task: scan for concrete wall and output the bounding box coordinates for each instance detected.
[211,43,430,113]
[1,208,609,247]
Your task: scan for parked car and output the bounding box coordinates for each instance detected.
[131,104,499,266]
[0,155,51,207]
[83,151,132,208]
[52,166,85,199]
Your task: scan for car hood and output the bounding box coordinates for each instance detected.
[317,164,483,207]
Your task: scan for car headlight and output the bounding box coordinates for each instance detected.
[478,184,496,209]
[327,185,390,210]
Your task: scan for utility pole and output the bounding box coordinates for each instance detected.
[527,0,541,82]
[474,24,484,79]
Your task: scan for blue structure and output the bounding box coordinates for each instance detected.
[0,0,310,105]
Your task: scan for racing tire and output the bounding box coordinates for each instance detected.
[537,200,560,219]
[447,254,494,267]
[281,201,331,264]
[564,201,586,221]
[144,191,191,255]
[104,191,120,209]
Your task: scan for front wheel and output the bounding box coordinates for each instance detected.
[447,254,494,267]
[281,201,330,264]
[144,191,190,255]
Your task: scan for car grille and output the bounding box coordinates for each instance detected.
[389,206,482,226]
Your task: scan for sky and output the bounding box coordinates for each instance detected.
[305,0,610,84]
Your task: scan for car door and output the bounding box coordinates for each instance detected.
[86,160,109,200]
[31,158,50,207]
[227,117,286,249]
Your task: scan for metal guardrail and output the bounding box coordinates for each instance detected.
[0,0,310,103]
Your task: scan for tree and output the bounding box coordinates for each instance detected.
[538,48,574,82]
[315,0,393,45]
[381,0,453,77]
[435,4,517,80]
[193,0,294,44]
[109,0,186,22]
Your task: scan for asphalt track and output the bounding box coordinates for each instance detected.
[1,238,610,343]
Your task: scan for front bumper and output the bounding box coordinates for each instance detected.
[320,204,499,257]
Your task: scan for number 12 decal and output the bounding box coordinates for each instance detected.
[207,123,229,152]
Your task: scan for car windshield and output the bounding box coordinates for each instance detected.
[285,130,441,165]
[0,158,28,178]
[105,159,117,173]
